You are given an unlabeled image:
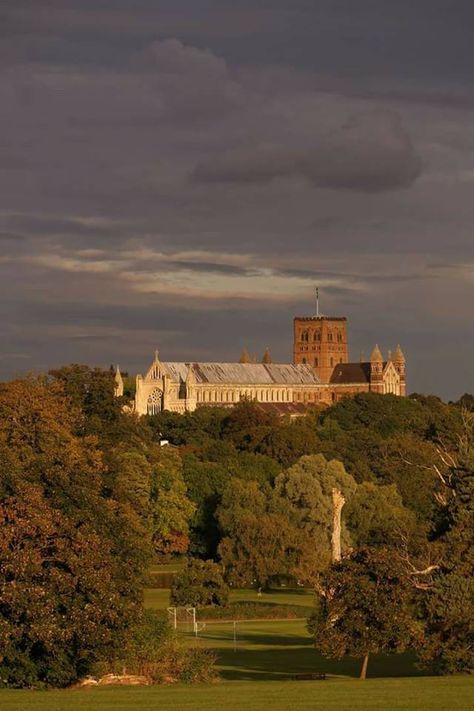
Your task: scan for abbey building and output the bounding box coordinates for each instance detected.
[115,313,406,415]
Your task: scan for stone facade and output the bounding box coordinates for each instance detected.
[115,314,406,415]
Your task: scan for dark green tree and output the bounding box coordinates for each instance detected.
[308,548,417,679]
[217,478,301,587]
[417,415,474,673]
[170,559,229,607]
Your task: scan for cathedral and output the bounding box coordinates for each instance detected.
[114,312,406,416]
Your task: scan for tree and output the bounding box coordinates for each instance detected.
[417,415,474,673]
[49,365,122,434]
[275,454,357,572]
[256,419,321,467]
[170,559,229,607]
[217,479,301,587]
[345,482,417,548]
[0,377,150,686]
[418,574,474,674]
[182,444,280,558]
[308,548,416,679]
[0,486,137,687]
[150,447,196,555]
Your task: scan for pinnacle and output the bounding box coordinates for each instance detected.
[370,344,383,362]
[393,344,406,362]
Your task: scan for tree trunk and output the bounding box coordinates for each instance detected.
[360,653,369,680]
[331,488,345,563]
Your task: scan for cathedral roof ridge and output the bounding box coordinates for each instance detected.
[162,360,321,386]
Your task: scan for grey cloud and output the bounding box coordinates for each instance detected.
[130,38,242,120]
[1,4,473,399]
[193,110,422,192]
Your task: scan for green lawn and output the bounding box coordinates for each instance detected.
[1,677,472,711]
[143,586,434,681]
[143,585,315,612]
[2,585,472,710]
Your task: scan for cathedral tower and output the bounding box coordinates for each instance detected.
[293,315,349,383]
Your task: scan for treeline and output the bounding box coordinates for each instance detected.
[152,389,473,676]
[0,365,472,685]
[0,368,213,687]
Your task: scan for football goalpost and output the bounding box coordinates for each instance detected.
[167,607,206,637]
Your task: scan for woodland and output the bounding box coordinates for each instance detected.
[0,366,472,687]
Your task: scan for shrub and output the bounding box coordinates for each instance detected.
[170,559,229,607]
[94,610,217,684]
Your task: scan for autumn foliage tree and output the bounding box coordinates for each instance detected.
[0,486,137,687]
[0,377,149,687]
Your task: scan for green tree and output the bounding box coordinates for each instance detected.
[150,447,196,555]
[217,479,300,587]
[418,416,474,673]
[346,482,417,547]
[275,454,357,567]
[308,548,416,679]
[170,559,229,607]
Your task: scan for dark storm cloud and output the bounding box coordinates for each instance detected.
[193,110,422,192]
[0,1,473,399]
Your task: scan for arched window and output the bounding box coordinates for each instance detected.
[337,333,343,343]
[328,333,333,342]
[314,357,319,367]
[301,330,309,343]
[313,332,320,342]
[330,357,334,367]
[302,357,307,364]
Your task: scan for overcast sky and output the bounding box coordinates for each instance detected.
[1,1,473,399]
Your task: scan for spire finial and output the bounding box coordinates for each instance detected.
[315,286,320,318]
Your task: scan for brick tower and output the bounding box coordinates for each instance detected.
[293,315,349,383]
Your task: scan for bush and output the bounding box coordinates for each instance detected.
[94,610,217,684]
[170,559,229,607]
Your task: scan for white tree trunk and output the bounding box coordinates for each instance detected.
[331,488,345,563]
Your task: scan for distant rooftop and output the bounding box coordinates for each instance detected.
[330,362,371,384]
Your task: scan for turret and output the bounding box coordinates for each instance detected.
[392,344,406,396]
[370,344,384,393]
[114,365,124,397]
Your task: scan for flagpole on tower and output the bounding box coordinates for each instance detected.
[315,286,320,318]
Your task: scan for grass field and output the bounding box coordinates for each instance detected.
[1,583,472,710]
[144,584,315,611]
[1,677,473,711]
